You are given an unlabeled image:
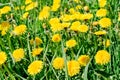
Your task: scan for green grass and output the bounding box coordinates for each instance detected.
[0,0,120,80]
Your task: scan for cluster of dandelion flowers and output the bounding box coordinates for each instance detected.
[67,60,80,77]
[66,39,77,48]
[52,57,64,69]
[13,24,27,35]
[78,55,90,66]
[52,34,61,42]
[99,18,112,28]
[32,48,43,57]
[0,51,7,65]
[95,50,111,65]
[27,60,43,75]
[12,48,25,62]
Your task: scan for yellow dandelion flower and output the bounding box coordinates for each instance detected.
[81,13,93,20]
[52,34,61,42]
[78,55,90,66]
[70,21,81,31]
[99,18,112,28]
[53,0,61,4]
[27,60,43,75]
[30,37,43,46]
[61,22,70,28]
[95,50,110,65]
[21,6,25,10]
[12,48,24,62]
[98,0,106,7]
[96,9,107,17]
[25,2,38,11]
[75,5,82,10]
[35,37,43,46]
[21,12,29,19]
[51,4,60,11]
[94,30,107,35]
[69,8,76,14]
[60,14,74,22]
[13,24,27,35]
[49,18,63,32]
[78,24,89,32]
[84,6,89,12]
[32,48,43,57]
[52,57,64,69]
[103,39,110,47]
[74,0,79,3]
[0,21,10,36]
[66,39,77,48]
[25,0,32,5]
[0,51,7,65]
[14,6,20,11]
[67,60,80,77]
[39,6,50,20]
[92,21,98,26]
[0,6,11,14]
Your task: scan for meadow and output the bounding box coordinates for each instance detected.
[0,0,120,80]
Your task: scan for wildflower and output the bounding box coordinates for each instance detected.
[74,0,79,3]
[51,0,61,11]
[67,60,80,77]
[0,21,10,36]
[0,51,7,65]
[98,0,106,7]
[95,50,110,65]
[81,13,93,20]
[0,6,11,15]
[13,24,27,35]
[84,6,89,11]
[103,39,110,47]
[96,9,107,17]
[27,60,43,75]
[52,57,64,69]
[69,8,76,14]
[78,25,89,32]
[25,0,32,5]
[92,21,98,26]
[61,22,70,28]
[25,2,38,11]
[75,5,82,10]
[78,55,90,66]
[39,6,50,20]
[12,48,24,62]
[49,18,63,32]
[94,30,107,35]
[32,48,43,57]
[21,12,29,19]
[70,21,81,31]
[66,39,77,48]
[99,18,111,28]
[52,34,61,42]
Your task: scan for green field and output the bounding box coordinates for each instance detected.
[0,0,120,80]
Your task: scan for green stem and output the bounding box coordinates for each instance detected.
[61,41,68,80]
